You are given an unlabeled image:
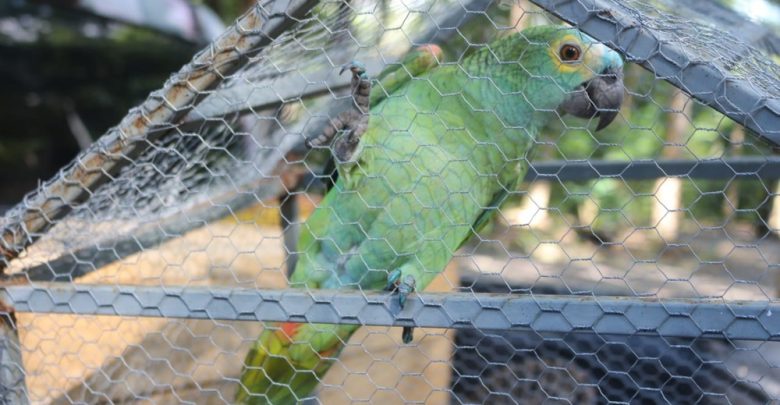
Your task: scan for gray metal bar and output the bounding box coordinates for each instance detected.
[297,157,780,195]
[529,0,780,146]
[525,156,780,182]
[21,179,282,282]
[4,283,779,341]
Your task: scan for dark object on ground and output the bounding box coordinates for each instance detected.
[451,278,773,404]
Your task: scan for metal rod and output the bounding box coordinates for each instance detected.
[0,317,27,404]
[524,156,780,182]
[21,176,282,282]
[4,283,779,341]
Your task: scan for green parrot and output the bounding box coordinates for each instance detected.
[237,25,624,404]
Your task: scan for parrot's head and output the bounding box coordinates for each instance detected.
[510,26,625,131]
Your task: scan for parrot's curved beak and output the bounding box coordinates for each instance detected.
[559,66,624,131]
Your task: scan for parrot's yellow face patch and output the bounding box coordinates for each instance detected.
[547,33,606,82]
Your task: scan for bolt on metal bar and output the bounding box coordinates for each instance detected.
[530,0,780,146]
[4,283,780,342]
[0,0,320,270]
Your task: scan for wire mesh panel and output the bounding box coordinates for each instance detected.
[0,0,779,404]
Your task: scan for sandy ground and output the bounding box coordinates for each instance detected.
[15,214,460,404]
[10,201,780,404]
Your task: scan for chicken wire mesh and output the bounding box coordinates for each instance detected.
[0,0,779,403]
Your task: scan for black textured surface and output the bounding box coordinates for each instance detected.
[451,279,773,404]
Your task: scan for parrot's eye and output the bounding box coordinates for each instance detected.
[559,44,582,62]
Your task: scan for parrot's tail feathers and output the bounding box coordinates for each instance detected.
[236,322,353,405]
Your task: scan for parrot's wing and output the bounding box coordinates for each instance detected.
[458,164,525,250]
[458,188,509,250]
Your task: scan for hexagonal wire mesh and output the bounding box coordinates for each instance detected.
[0,0,779,403]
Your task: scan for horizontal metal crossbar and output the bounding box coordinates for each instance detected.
[525,157,780,182]
[4,283,779,341]
[22,179,281,283]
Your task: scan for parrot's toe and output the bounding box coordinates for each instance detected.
[305,133,330,149]
[385,269,402,291]
[385,270,417,309]
[339,60,368,78]
[385,271,416,309]
[333,135,358,162]
[397,274,416,308]
[385,270,417,344]
[402,326,414,344]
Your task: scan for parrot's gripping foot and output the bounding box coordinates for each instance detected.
[306,60,371,163]
[385,269,416,309]
[386,270,417,344]
[339,60,368,80]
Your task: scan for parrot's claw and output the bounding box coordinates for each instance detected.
[385,270,417,344]
[397,275,415,308]
[340,60,368,78]
[385,270,416,309]
[385,269,402,291]
[402,327,414,344]
[307,60,370,162]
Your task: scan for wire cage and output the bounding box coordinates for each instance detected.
[0,0,779,403]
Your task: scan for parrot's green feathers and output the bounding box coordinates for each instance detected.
[370,44,443,106]
[238,25,624,404]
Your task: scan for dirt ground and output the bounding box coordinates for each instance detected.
[14,213,460,404]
